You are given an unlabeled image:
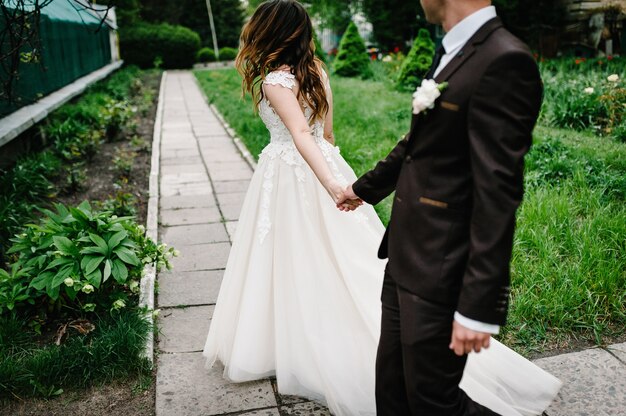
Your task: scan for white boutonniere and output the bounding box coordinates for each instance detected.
[412,79,448,115]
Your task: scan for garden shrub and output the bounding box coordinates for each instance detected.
[197,47,216,63]
[218,47,238,61]
[119,23,201,69]
[1,201,176,318]
[333,21,372,78]
[540,57,625,141]
[397,28,435,90]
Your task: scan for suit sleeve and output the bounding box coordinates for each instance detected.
[352,134,409,205]
[456,51,543,325]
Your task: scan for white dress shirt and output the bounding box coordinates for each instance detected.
[434,5,501,335]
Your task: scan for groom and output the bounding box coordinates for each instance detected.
[339,0,542,414]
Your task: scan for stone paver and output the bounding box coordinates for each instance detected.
[213,179,252,194]
[160,194,215,210]
[158,270,224,307]
[280,402,332,415]
[159,305,214,352]
[160,223,229,246]
[607,342,626,363]
[159,206,221,226]
[168,242,231,272]
[225,221,238,241]
[535,348,626,415]
[157,353,276,416]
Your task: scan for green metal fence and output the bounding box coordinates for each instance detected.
[0,0,112,116]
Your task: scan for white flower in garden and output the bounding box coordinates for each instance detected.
[81,284,95,294]
[413,79,447,115]
[112,299,126,310]
[607,74,619,82]
[129,280,140,293]
[583,87,595,94]
[382,55,393,63]
[137,225,145,234]
[64,277,74,287]
[82,303,96,312]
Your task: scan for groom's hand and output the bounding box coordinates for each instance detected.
[449,320,491,356]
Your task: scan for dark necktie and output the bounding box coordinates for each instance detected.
[425,45,446,80]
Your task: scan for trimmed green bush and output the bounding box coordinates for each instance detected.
[120,23,201,69]
[197,47,216,63]
[333,21,372,78]
[397,28,435,90]
[218,47,238,61]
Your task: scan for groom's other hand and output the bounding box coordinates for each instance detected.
[449,320,491,356]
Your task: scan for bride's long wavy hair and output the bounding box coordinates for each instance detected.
[236,0,328,123]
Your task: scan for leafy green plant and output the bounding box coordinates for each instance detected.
[0,151,60,264]
[60,163,88,194]
[0,264,34,317]
[97,190,138,218]
[101,98,137,141]
[112,148,137,178]
[397,28,435,90]
[4,201,176,317]
[333,21,372,79]
[46,119,102,163]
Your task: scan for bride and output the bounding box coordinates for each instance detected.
[203,1,561,415]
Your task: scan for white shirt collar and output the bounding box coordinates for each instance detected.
[441,6,497,53]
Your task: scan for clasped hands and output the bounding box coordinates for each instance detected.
[330,183,362,211]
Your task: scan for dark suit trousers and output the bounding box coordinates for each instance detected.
[376,272,500,416]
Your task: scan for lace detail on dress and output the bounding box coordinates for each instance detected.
[263,71,296,90]
[255,69,369,242]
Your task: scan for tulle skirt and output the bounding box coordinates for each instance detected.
[203,139,561,416]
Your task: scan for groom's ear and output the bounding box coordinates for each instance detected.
[440,101,460,112]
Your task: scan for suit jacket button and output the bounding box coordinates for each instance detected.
[405,155,412,163]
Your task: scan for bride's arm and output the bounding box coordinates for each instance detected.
[263,83,343,203]
[323,73,335,146]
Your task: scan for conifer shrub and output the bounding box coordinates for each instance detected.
[333,21,372,78]
[397,28,435,90]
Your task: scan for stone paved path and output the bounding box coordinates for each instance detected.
[154,70,626,416]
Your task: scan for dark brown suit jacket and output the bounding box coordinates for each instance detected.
[353,18,543,325]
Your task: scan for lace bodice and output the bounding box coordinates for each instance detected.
[253,70,361,243]
[258,70,325,143]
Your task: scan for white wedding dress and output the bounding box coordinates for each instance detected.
[203,70,562,416]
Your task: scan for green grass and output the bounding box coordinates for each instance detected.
[194,68,626,354]
[0,309,151,400]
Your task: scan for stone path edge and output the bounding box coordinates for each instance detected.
[190,73,258,170]
[139,70,167,365]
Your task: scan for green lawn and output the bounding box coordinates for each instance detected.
[194,68,626,355]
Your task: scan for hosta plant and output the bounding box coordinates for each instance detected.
[3,201,176,317]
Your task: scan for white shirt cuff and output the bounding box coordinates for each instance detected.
[454,312,500,335]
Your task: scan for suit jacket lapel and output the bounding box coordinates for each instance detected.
[434,17,503,83]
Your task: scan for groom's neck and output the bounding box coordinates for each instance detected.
[440,0,491,32]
